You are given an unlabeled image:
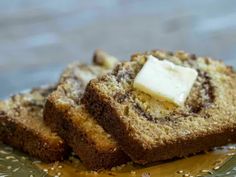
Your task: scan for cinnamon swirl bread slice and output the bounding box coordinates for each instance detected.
[0,86,68,162]
[44,51,129,170]
[83,50,236,165]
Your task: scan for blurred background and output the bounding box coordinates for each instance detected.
[0,0,236,98]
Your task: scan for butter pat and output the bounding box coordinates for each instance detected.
[133,55,198,106]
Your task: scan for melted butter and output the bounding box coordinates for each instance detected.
[37,146,236,177]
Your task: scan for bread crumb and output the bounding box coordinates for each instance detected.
[130,171,136,175]
[141,172,150,177]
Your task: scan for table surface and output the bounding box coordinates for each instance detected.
[0,0,236,98]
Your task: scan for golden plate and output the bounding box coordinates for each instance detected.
[1,142,236,177]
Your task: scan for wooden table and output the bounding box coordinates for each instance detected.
[0,0,236,98]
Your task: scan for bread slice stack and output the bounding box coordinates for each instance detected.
[0,50,129,170]
[1,49,236,171]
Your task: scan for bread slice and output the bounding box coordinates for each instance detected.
[83,50,236,165]
[43,52,129,170]
[0,86,68,162]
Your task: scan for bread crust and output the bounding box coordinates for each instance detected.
[83,50,236,164]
